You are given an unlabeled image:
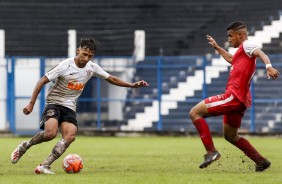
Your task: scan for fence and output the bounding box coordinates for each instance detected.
[2,55,282,135]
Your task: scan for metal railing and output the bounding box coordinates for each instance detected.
[3,54,282,135]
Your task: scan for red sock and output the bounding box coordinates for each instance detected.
[234,137,265,163]
[193,118,216,152]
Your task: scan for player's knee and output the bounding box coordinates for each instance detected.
[224,133,236,144]
[189,108,195,119]
[44,130,57,141]
[189,108,200,122]
[64,135,76,144]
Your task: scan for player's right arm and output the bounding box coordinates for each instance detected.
[206,35,233,63]
[23,76,50,115]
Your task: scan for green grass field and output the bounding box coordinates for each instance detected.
[0,136,281,184]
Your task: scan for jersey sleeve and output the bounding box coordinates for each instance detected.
[91,63,110,79]
[243,40,259,58]
[45,62,66,81]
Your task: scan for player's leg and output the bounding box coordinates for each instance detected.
[189,100,220,168]
[35,106,78,174]
[223,115,271,172]
[35,122,77,174]
[42,122,77,166]
[11,117,59,164]
[190,92,241,168]
[189,100,216,152]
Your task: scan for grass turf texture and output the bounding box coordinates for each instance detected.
[0,136,281,184]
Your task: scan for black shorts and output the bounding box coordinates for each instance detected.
[40,104,78,130]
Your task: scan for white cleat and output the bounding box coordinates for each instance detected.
[34,164,55,174]
[11,141,27,164]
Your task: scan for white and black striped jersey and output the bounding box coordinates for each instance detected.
[45,58,110,111]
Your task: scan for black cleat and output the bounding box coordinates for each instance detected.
[255,159,271,172]
[199,151,221,169]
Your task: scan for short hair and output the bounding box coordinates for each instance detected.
[79,38,100,52]
[226,21,247,31]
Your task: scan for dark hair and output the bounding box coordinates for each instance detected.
[79,38,100,52]
[226,21,247,31]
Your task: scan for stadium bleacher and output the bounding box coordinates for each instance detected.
[118,1,282,133]
[1,0,282,56]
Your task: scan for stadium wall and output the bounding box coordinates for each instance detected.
[4,55,282,135]
[0,58,7,130]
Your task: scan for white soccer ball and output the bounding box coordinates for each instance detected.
[62,154,84,173]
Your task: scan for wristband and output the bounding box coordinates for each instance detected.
[265,64,272,69]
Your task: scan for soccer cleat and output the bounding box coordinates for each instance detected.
[11,141,28,164]
[255,159,271,172]
[34,164,55,174]
[199,151,221,169]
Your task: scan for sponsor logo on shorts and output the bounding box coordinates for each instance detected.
[39,120,44,127]
[46,109,55,117]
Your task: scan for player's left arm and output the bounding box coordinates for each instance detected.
[106,75,149,88]
[252,48,280,80]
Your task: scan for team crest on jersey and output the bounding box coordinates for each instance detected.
[46,109,55,117]
[86,70,92,78]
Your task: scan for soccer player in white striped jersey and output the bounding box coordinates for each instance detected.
[11,38,149,174]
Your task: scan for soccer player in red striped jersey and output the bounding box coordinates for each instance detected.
[189,21,280,171]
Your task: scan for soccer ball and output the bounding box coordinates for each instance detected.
[62,154,84,173]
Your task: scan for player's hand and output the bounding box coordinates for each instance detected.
[132,80,149,88]
[23,103,34,115]
[206,35,218,48]
[267,67,280,80]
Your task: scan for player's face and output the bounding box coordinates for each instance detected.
[75,47,95,68]
[227,30,240,48]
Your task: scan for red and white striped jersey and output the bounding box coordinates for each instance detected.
[226,40,258,107]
